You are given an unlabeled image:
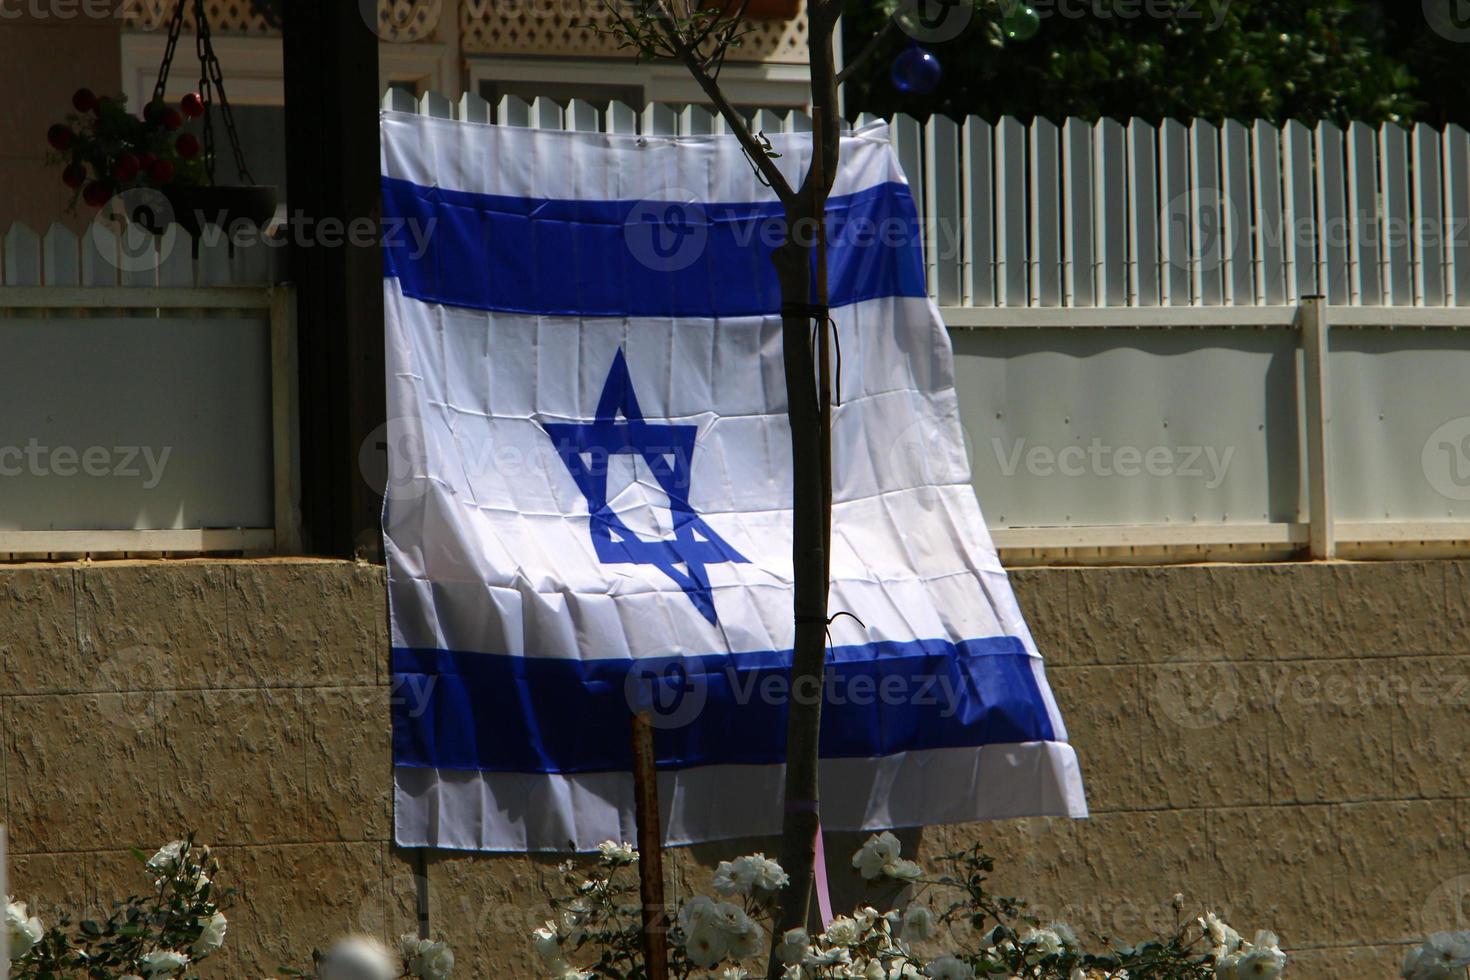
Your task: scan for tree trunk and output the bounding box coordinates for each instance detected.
[766,204,830,973]
[764,14,843,969]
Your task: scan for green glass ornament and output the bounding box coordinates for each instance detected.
[1001,2,1040,42]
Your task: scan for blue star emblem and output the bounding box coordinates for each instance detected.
[543,350,749,625]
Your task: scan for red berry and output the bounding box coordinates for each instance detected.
[72,88,97,112]
[180,92,205,118]
[138,152,156,167]
[147,158,175,184]
[82,182,111,207]
[47,124,73,151]
[62,163,87,189]
[175,133,200,158]
[114,152,141,182]
[162,107,184,131]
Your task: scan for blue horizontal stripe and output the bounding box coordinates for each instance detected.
[391,637,1055,774]
[380,178,928,317]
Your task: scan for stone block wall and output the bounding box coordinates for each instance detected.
[1,558,1463,978]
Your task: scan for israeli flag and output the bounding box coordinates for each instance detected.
[382,111,1086,852]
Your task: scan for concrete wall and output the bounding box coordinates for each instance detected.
[0,17,123,232]
[0,558,1463,978]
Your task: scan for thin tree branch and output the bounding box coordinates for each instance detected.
[835,17,897,86]
[647,0,798,203]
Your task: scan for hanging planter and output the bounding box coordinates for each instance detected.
[45,0,276,239]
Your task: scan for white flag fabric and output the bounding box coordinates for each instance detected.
[382,110,1086,852]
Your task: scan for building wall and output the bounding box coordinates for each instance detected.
[0,558,1462,978]
[0,17,123,232]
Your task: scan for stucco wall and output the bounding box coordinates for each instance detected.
[0,16,123,232]
[0,558,1462,978]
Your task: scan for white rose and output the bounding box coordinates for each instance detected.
[923,954,975,980]
[138,949,190,975]
[1403,943,1461,980]
[823,915,861,947]
[725,917,763,960]
[886,859,923,882]
[1021,927,1064,961]
[146,841,187,873]
[679,895,719,933]
[1427,932,1470,968]
[1215,951,1242,980]
[319,935,397,980]
[5,898,45,960]
[1048,921,1078,949]
[775,927,810,964]
[190,911,227,957]
[721,968,751,980]
[1200,912,1242,956]
[596,841,636,865]
[713,854,789,896]
[682,921,730,968]
[1234,947,1285,979]
[804,946,851,968]
[899,904,935,942]
[409,938,454,979]
[852,832,903,880]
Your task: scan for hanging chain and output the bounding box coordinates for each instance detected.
[149,0,257,185]
[150,0,186,106]
[192,0,255,185]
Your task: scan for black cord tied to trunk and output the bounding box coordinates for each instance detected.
[779,302,844,407]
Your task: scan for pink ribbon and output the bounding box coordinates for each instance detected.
[813,821,834,929]
[785,799,835,928]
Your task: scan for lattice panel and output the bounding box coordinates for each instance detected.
[460,0,807,63]
[128,0,444,41]
[129,0,275,34]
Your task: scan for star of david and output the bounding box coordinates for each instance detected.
[542,350,748,625]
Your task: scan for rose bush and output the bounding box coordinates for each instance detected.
[5,834,453,980]
[530,834,1288,979]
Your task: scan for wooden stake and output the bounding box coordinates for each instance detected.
[631,710,669,980]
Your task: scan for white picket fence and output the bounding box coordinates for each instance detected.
[914,115,1470,311]
[398,90,1470,311]
[8,92,1470,561]
[382,92,1470,563]
[0,221,296,558]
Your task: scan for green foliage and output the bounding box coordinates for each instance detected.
[844,0,1423,124]
[535,839,1265,978]
[11,834,232,980]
